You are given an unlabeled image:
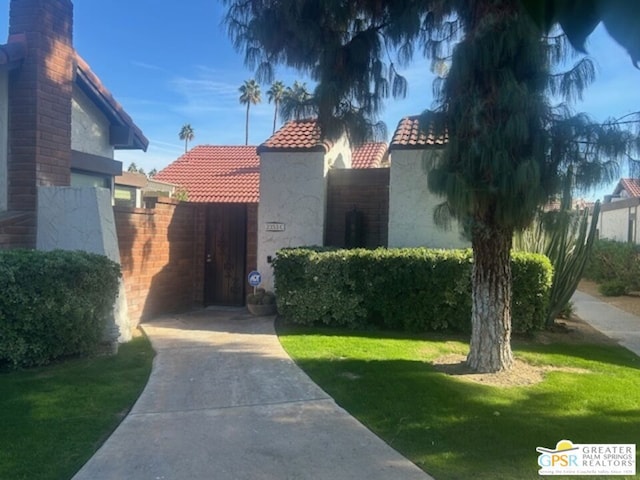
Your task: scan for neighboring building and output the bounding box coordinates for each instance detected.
[114,172,177,208]
[0,0,148,250]
[0,0,148,343]
[599,178,640,243]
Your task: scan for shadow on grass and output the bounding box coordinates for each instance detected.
[276,317,640,370]
[277,320,640,479]
[287,354,640,480]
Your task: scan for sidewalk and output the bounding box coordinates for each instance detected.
[572,290,640,357]
[72,308,432,480]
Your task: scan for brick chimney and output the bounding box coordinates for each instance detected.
[8,0,74,214]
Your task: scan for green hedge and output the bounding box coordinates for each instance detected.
[273,248,552,333]
[0,250,121,367]
[583,239,640,295]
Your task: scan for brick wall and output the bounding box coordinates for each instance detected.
[1,0,74,249]
[114,198,205,327]
[325,168,390,248]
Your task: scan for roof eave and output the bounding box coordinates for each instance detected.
[74,57,149,152]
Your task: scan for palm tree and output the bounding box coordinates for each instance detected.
[280,81,316,122]
[179,124,195,153]
[267,80,285,133]
[239,79,261,145]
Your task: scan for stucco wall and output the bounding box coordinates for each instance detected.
[388,149,468,249]
[0,70,7,212]
[71,85,114,158]
[599,205,637,243]
[258,150,332,290]
[36,186,131,341]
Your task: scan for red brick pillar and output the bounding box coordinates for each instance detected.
[7,0,74,223]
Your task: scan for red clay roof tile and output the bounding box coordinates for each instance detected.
[154,146,260,203]
[615,178,640,198]
[389,115,447,150]
[351,142,388,169]
[258,119,334,152]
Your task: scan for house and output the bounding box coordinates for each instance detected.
[0,0,148,250]
[0,0,148,342]
[155,117,467,294]
[598,178,640,243]
[114,172,177,208]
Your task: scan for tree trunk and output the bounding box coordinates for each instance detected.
[273,102,278,134]
[467,223,514,373]
[245,103,250,145]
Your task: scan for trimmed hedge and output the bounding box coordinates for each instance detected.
[273,247,552,333]
[0,249,121,367]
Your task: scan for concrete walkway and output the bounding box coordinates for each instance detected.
[572,290,640,357]
[73,308,433,480]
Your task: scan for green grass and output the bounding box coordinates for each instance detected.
[277,323,640,480]
[0,336,154,480]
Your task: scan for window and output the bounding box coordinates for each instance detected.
[70,170,111,189]
[114,185,137,208]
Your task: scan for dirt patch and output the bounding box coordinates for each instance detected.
[429,282,640,387]
[432,354,590,387]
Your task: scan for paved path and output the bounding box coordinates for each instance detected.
[572,290,640,357]
[73,308,432,480]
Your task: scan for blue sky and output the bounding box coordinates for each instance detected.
[1,1,639,200]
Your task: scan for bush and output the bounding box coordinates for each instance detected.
[583,239,640,291]
[273,247,552,333]
[598,280,628,297]
[0,250,121,367]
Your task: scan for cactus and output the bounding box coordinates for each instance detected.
[515,193,601,327]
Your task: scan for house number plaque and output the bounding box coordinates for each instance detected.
[265,222,286,232]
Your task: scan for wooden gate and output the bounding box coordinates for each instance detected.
[204,204,247,306]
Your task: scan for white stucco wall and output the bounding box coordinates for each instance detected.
[326,135,352,169]
[71,86,114,158]
[0,70,7,212]
[258,150,334,290]
[36,186,131,342]
[388,149,469,249]
[599,206,636,243]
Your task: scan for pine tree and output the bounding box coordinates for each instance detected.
[225,0,640,372]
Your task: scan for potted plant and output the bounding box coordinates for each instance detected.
[246,288,278,316]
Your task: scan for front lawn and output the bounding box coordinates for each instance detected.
[277,322,640,480]
[0,336,154,480]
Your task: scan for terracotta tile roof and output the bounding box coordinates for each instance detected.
[614,178,640,198]
[74,53,149,151]
[154,146,260,203]
[258,119,334,153]
[351,142,388,168]
[389,115,448,150]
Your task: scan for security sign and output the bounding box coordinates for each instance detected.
[248,271,262,287]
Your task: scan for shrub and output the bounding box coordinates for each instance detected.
[598,280,628,297]
[0,249,121,367]
[273,247,552,333]
[583,239,640,291]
